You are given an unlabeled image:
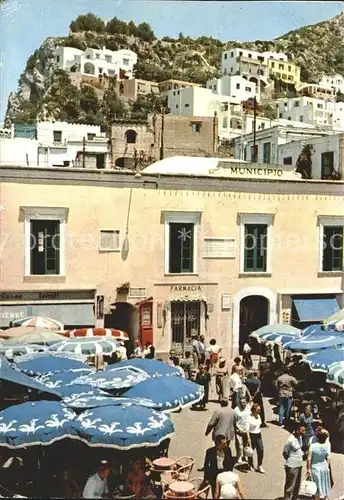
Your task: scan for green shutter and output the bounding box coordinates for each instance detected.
[323,226,343,271]
[244,224,267,272]
[169,223,194,273]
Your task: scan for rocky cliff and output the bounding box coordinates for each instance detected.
[5,10,344,126]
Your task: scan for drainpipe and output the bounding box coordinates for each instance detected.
[160,108,165,160]
[213,111,218,153]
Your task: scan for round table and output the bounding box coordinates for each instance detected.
[169,481,195,497]
[152,457,176,470]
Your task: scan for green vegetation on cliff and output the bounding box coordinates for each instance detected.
[5,11,344,127]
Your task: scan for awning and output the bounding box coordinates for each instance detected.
[0,303,95,328]
[164,295,208,306]
[293,298,339,322]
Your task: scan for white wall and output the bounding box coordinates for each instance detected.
[0,138,38,167]
[36,122,102,145]
[234,126,327,163]
[277,134,342,178]
[276,97,344,127]
[206,75,259,101]
[56,46,137,79]
[318,74,344,94]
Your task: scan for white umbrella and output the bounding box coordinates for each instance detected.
[49,336,119,356]
[11,316,63,331]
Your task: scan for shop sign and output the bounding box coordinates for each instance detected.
[0,290,94,302]
[0,310,26,321]
[170,285,202,292]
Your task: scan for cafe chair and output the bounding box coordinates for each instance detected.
[195,483,211,499]
[160,470,181,492]
[175,457,195,481]
[189,478,210,499]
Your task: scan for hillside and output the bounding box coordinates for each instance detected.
[5,11,344,127]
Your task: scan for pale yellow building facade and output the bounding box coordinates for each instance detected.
[0,161,343,357]
[267,59,301,86]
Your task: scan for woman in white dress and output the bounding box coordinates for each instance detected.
[215,469,245,499]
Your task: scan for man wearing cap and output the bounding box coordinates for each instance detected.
[83,461,110,499]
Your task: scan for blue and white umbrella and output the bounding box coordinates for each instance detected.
[55,384,111,401]
[302,346,344,372]
[72,367,150,390]
[64,396,157,410]
[257,332,301,346]
[73,403,174,450]
[0,355,60,397]
[0,401,77,449]
[49,337,119,356]
[250,324,301,341]
[326,361,344,389]
[35,369,92,388]
[123,376,204,412]
[15,354,88,376]
[106,358,182,378]
[0,344,47,360]
[283,330,344,353]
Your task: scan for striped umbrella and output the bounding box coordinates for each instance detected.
[257,332,301,346]
[11,316,63,331]
[250,324,301,341]
[326,361,344,389]
[63,328,129,341]
[0,326,52,339]
[49,336,119,356]
[302,346,344,372]
[3,330,65,345]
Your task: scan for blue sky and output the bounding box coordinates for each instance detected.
[0,0,343,121]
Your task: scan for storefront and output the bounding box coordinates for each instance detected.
[0,290,96,329]
[154,282,219,356]
[279,292,341,329]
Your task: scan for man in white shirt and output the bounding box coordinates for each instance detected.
[282,425,306,500]
[229,366,249,409]
[83,461,110,499]
[115,341,127,361]
[235,397,251,465]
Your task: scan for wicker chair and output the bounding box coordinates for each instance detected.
[175,457,195,481]
[160,470,181,492]
[189,477,211,499]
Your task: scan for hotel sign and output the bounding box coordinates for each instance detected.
[170,285,202,292]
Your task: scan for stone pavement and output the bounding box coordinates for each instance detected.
[169,395,344,499]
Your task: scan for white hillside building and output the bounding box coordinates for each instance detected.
[55,46,137,79]
[276,97,344,129]
[168,86,273,141]
[206,75,260,102]
[0,121,110,169]
[318,74,344,95]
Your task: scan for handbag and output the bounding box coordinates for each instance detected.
[299,477,317,497]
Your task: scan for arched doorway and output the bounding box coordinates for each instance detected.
[104,302,139,343]
[239,295,269,354]
[84,62,95,75]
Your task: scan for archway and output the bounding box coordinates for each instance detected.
[84,62,95,75]
[104,302,139,343]
[239,295,268,354]
[232,287,277,357]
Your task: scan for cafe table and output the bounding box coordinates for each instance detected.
[152,458,176,470]
[168,481,195,497]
